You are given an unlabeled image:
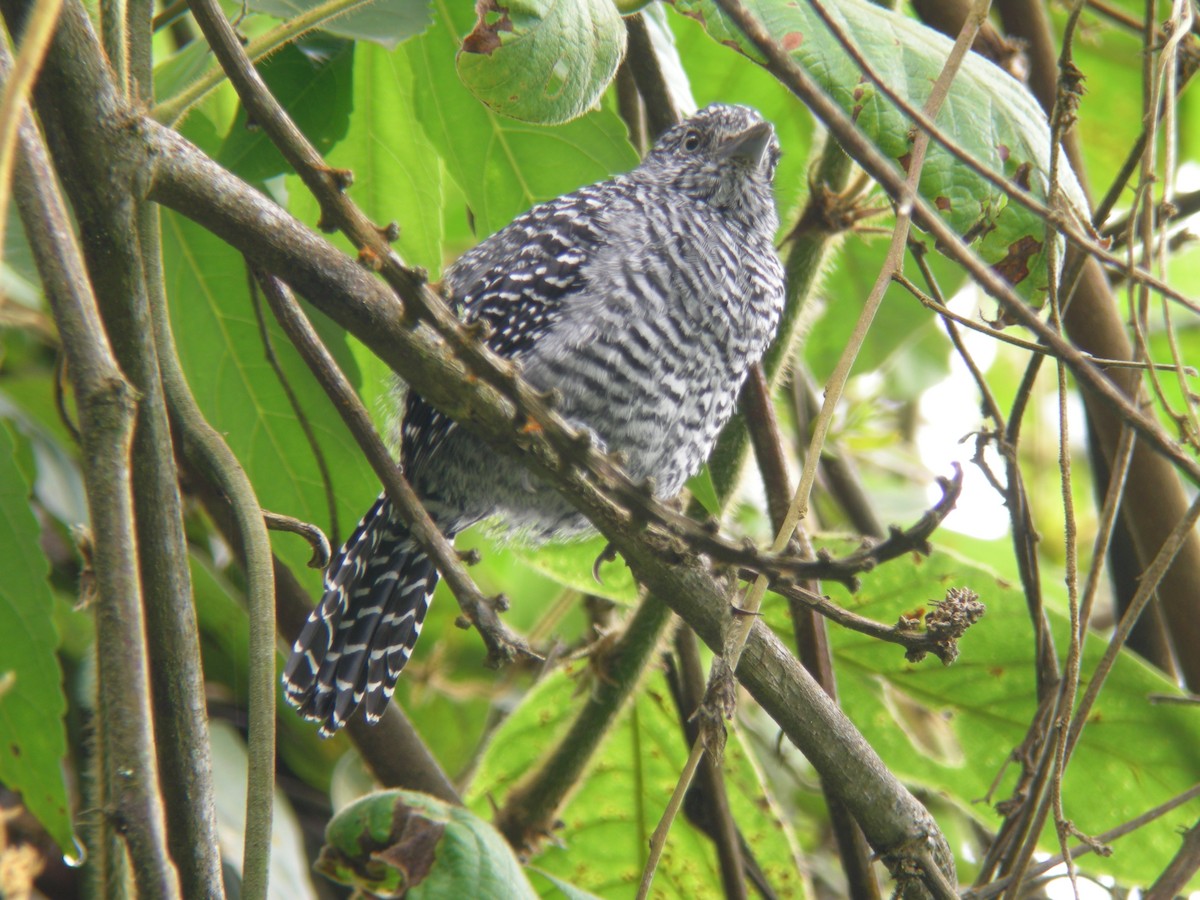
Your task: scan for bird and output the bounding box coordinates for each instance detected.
[283,103,786,736]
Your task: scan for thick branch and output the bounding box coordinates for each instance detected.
[8,67,179,900]
[141,96,953,889]
[21,1,225,889]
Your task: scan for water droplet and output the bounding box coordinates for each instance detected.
[63,837,87,868]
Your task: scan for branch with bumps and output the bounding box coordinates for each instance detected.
[17,0,967,892]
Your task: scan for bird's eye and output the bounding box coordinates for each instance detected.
[682,130,702,152]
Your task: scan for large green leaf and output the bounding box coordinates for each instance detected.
[466,664,809,898]
[282,38,446,436]
[249,0,432,50]
[456,0,626,125]
[218,38,355,184]
[160,198,378,584]
[673,0,1090,300]
[286,41,444,280]
[407,0,639,237]
[0,422,74,855]
[766,542,1200,886]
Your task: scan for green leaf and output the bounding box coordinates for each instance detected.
[218,38,355,184]
[407,0,639,236]
[249,0,433,50]
[318,789,538,899]
[672,0,1089,301]
[153,38,215,111]
[685,465,721,517]
[803,232,963,383]
[0,422,74,855]
[504,535,640,606]
[466,666,808,898]
[771,541,1200,885]
[456,0,625,125]
[160,204,378,585]
[287,40,445,280]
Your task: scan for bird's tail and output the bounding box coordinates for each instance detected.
[282,493,442,736]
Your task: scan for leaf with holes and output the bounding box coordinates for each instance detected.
[319,789,539,898]
[408,0,639,236]
[456,0,626,125]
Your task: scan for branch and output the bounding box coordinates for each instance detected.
[254,270,534,671]
[153,280,276,900]
[141,103,956,894]
[493,593,675,850]
[7,54,179,900]
[138,194,227,900]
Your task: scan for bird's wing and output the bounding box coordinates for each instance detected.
[401,182,616,474]
[449,183,612,358]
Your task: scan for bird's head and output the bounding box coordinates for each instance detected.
[636,103,780,220]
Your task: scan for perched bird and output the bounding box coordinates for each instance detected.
[283,103,786,736]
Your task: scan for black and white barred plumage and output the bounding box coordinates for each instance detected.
[283,104,786,735]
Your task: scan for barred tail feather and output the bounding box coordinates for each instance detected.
[282,494,442,736]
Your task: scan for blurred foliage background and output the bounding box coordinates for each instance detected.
[1,0,1199,897]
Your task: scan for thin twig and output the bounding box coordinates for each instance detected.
[262,510,331,569]
[0,0,62,260]
[966,783,1200,899]
[254,271,534,671]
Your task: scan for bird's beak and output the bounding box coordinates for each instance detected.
[717,122,773,166]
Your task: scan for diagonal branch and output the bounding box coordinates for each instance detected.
[253,270,535,671]
[0,0,959,887]
[143,93,957,900]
